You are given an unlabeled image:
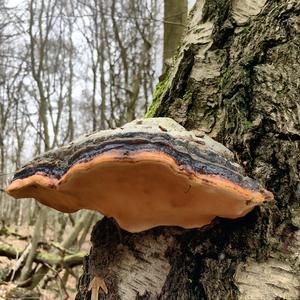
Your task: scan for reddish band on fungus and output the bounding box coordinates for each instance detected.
[5,118,273,232]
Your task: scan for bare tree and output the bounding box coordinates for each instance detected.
[78,0,161,128]
[163,0,187,71]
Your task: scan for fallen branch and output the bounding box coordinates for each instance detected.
[0,226,30,240]
[10,243,32,281]
[0,244,86,269]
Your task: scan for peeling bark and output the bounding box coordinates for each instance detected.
[76,0,300,299]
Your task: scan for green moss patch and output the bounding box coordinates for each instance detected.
[145,75,170,118]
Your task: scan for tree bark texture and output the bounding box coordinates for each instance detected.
[76,1,300,299]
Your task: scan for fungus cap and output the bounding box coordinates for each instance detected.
[6,118,273,232]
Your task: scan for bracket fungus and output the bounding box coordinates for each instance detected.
[6,118,273,232]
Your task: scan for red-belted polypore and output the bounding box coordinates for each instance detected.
[6,118,273,232]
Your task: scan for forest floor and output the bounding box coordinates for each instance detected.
[0,224,92,299]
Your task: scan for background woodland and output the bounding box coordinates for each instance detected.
[0,0,188,298]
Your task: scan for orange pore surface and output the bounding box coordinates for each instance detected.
[6,151,272,232]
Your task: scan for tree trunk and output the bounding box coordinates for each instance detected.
[163,0,187,71]
[75,1,300,299]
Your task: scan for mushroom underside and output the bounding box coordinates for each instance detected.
[6,151,266,232]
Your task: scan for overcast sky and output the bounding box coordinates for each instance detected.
[189,0,196,8]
